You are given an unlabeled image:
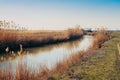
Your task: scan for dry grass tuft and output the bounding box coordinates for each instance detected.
[92,28,110,49]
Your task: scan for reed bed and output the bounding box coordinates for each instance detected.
[0,29,110,80]
[0,51,85,80]
[0,28,84,53]
[91,29,111,49]
[0,31,108,80]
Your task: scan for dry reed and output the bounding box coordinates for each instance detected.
[0,28,84,53]
[0,28,110,80]
[91,29,110,49]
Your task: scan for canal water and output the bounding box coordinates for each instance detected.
[0,35,93,72]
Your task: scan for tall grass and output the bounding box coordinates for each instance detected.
[0,51,85,80]
[0,28,84,53]
[0,30,19,52]
[92,29,110,49]
[67,27,84,38]
[0,28,110,80]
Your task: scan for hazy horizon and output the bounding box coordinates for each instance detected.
[0,0,120,30]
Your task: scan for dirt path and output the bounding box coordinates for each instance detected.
[114,51,120,80]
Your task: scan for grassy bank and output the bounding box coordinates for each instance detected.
[0,28,84,53]
[51,32,120,80]
[0,30,110,80]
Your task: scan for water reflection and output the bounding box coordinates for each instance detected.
[25,38,81,54]
[0,35,93,71]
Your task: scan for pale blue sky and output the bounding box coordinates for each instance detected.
[0,0,120,30]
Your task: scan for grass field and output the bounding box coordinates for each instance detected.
[51,32,120,80]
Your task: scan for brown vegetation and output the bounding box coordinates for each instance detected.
[0,28,84,53]
[0,29,110,80]
[0,51,85,80]
[91,29,111,49]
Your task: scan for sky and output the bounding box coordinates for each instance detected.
[0,0,120,30]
